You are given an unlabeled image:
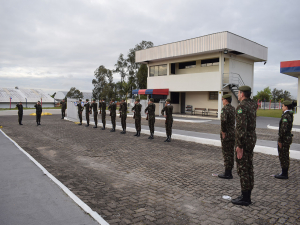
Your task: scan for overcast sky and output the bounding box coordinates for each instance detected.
[1,0,299,98]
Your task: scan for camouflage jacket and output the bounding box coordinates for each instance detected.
[221,103,235,141]
[235,98,257,149]
[278,110,294,143]
[99,101,106,113]
[34,104,42,114]
[132,103,142,117]
[60,101,66,110]
[16,104,23,114]
[119,102,127,115]
[77,102,84,112]
[161,104,173,121]
[108,102,116,116]
[84,102,90,114]
[145,103,156,119]
[90,103,98,112]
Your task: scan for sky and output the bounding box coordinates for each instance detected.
[1,0,299,98]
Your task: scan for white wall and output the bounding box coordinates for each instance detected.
[185,92,218,110]
[229,57,254,89]
[294,77,300,125]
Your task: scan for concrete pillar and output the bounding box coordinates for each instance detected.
[294,77,300,125]
[218,52,224,119]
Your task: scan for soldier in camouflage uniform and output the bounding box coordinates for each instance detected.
[16,102,23,125]
[99,98,106,130]
[161,99,173,142]
[84,99,91,127]
[34,101,42,126]
[145,98,156,139]
[218,94,235,179]
[60,99,66,119]
[275,100,295,179]
[132,98,142,137]
[231,86,257,206]
[90,99,98,128]
[119,99,127,134]
[77,99,83,125]
[108,98,116,132]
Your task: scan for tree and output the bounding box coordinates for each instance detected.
[254,87,272,102]
[65,87,83,99]
[136,64,148,89]
[92,65,114,100]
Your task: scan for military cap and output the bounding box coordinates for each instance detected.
[86,99,89,101]
[135,98,140,102]
[149,98,154,102]
[38,101,40,103]
[282,100,292,106]
[222,94,232,99]
[92,98,95,101]
[79,99,82,101]
[238,86,251,92]
[111,98,115,102]
[166,99,171,102]
[122,98,126,101]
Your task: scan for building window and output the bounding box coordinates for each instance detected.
[179,61,196,69]
[209,92,218,100]
[149,64,167,76]
[201,58,224,67]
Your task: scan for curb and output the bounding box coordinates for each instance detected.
[267,124,300,133]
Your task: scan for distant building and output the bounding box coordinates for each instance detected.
[55,91,93,101]
[135,31,268,118]
[0,87,54,108]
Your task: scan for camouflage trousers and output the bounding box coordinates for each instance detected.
[101,112,106,127]
[61,110,65,118]
[86,113,90,125]
[236,142,255,191]
[111,115,116,129]
[18,113,23,124]
[135,116,141,132]
[121,115,127,130]
[278,143,291,169]
[36,113,41,123]
[78,112,82,123]
[165,119,173,136]
[148,117,155,134]
[221,139,235,170]
[93,111,98,125]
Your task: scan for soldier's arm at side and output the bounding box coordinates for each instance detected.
[235,105,247,149]
[278,114,288,143]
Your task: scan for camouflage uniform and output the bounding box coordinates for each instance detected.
[235,98,257,191]
[77,102,83,124]
[119,102,127,131]
[161,104,173,137]
[132,103,142,132]
[16,103,23,125]
[99,100,106,128]
[221,103,236,170]
[60,101,66,119]
[108,102,116,130]
[90,102,98,127]
[84,102,90,125]
[145,103,156,134]
[278,111,294,170]
[34,103,42,125]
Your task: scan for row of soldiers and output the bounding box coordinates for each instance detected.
[218,86,295,206]
[76,98,173,142]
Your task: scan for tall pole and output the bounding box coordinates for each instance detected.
[10,97,11,109]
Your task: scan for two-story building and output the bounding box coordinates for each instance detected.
[134,31,268,119]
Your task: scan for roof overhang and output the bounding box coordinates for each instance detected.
[132,89,169,95]
[280,60,300,78]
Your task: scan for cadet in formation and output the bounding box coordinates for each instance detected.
[60,99,66,119]
[34,101,42,126]
[161,99,173,142]
[275,100,296,179]
[231,86,257,206]
[99,98,106,130]
[16,101,23,125]
[119,99,127,134]
[90,99,98,128]
[132,98,142,137]
[84,99,91,127]
[145,98,156,139]
[77,99,83,125]
[218,94,235,179]
[108,98,116,132]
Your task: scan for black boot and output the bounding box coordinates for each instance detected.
[101,125,105,130]
[164,136,169,142]
[218,169,233,179]
[231,191,251,206]
[121,129,126,134]
[110,128,115,132]
[78,123,82,125]
[85,123,89,127]
[93,125,97,128]
[148,133,152,139]
[134,131,138,136]
[137,131,140,137]
[37,122,39,126]
[166,136,171,142]
[275,168,289,179]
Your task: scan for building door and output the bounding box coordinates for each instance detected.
[180,92,186,113]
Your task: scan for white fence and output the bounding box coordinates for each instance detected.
[67,98,99,122]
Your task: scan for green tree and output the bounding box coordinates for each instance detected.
[65,87,83,99]
[92,65,114,100]
[254,87,272,102]
[136,64,148,89]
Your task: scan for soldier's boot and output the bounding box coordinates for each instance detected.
[93,124,97,128]
[85,123,89,127]
[134,131,138,136]
[148,134,152,139]
[101,125,105,130]
[152,132,154,139]
[231,191,251,206]
[275,168,288,179]
[37,122,39,126]
[78,123,82,125]
[218,169,233,179]
[164,136,169,142]
[166,136,171,142]
[110,127,115,132]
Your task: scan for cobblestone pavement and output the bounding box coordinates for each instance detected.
[1,115,300,225]
[116,117,300,144]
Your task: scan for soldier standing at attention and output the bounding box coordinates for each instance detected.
[231,86,257,206]
[84,99,90,127]
[275,100,296,179]
[132,98,142,137]
[145,98,156,139]
[77,99,83,125]
[99,98,106,130]
[90,99,98,128]
[119,99,127,134]
[161,99,173,142]
[108,98,116,132]
[16,102,23,125]
[60,99,66,119]
[34,101,42,126]
[218,94,235,179]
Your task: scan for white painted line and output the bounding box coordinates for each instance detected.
[267,124,300,133]
[0,129,109,225]
[64,118,300,160]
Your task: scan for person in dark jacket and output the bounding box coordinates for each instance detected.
[84,99,90,127]
[161,99,173,142]
[108,99,116,132]
[90,99,98,128]
[16,102,23,125]
[145,98,156,139]
[34,101,42,126]
[77,99,84,125]
[60,99,66,119]
[119,99,127,134]
[99,98,106,130]
[132,98,142,137]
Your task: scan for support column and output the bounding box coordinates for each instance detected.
[294,77,300,125]
[218,52,224,119]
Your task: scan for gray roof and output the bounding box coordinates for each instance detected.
[0,88,53,103]
[55,91,93,101]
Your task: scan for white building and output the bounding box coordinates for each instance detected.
[135,31,268,118]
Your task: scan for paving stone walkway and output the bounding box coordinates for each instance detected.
[1,115,299,225]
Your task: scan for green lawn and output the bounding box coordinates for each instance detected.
[257,109,283,118]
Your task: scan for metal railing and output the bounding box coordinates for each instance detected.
[222,73,245,88]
